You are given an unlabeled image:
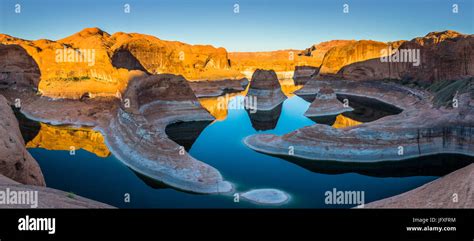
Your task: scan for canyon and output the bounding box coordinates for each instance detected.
[0,28,473,208]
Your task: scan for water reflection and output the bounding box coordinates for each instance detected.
[26,123,111,158]
[246,103,283,131]
[269,153,473,178]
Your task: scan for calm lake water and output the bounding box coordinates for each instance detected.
[20,94,472,208]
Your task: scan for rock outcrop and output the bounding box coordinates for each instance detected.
[365,163,474,208]
[339,31,474,83]
[304,86,353,117]
[246,69,287,110]
[0,95,45,186]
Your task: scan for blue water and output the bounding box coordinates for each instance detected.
[27,96,448,208]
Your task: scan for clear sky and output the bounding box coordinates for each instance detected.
[0,0,472,51]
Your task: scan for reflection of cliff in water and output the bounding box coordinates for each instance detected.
[246,103,283,131]
[271,153,473,178]
[12,107,41,143]
[165,121,212,151]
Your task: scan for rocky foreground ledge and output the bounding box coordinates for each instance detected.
[245,80,474,162]
[365,163,474,208]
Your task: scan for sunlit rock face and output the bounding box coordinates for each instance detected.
[109,32,243,80]
[0,27,242,99]
[228,50,320,79]
[26,123,110,158]
[0,95,45,186]
[246,69,287,110]
[0,44,40,89]
[339,31,474,83]
[318,40,402,75]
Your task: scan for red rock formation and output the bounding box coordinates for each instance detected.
[339,31,474,82]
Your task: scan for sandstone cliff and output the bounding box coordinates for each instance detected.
[339,31,474,83]
[0,27,243,99]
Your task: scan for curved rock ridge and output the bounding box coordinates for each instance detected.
[304,86,354,117]
[103,74,234,194]
[365,163,474,208]
[0,174,113,208]
[339,31,474,82]
[246,69,287,110]
[245,80,474,162]
[0,95,45,186]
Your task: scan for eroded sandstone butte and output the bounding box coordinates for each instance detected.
[339,31,474,82]
[246,69,287,110]
[0,95,45,186]
[0,27,243,99]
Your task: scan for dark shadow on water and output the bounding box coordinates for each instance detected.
[308,115,338,125]
[269,153,473,178]
[165,120,212,151]
[336,94,402,123]
[130,169,209,195]
[11,106,41,143]
[246,103,283,131]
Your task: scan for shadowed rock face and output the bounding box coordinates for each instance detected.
[246,69,287,110]
[0,95,45,186]
[0,44,40,89]
[339,31,474,82]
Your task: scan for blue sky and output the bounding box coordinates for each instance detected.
[0,0,472,51]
